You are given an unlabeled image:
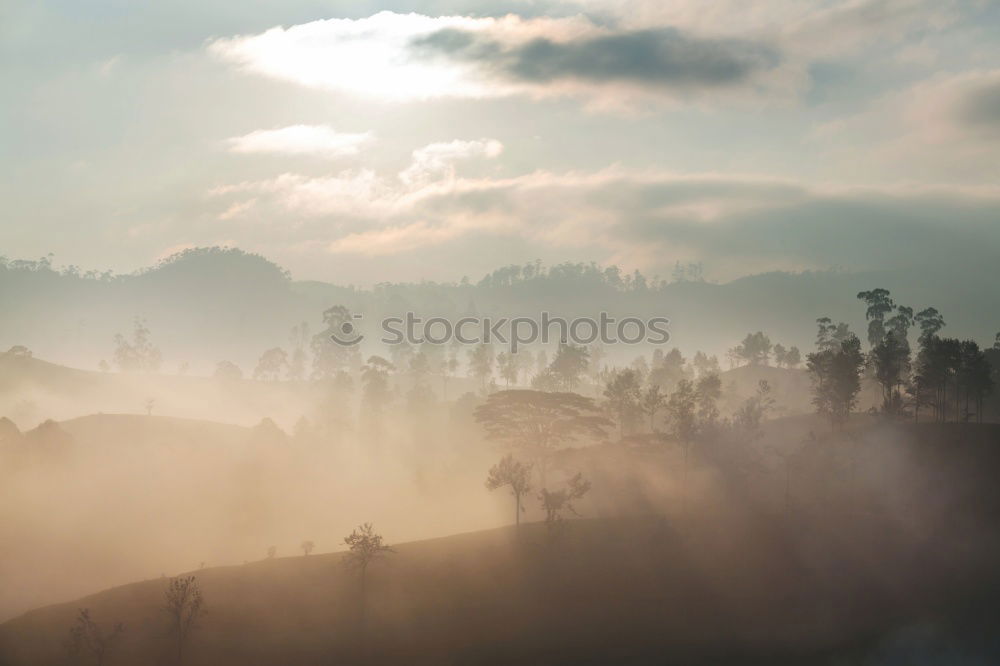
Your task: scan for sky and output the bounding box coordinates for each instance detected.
[2,0,1000,284]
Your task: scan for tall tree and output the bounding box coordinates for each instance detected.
[640,385,667,432]
[287,322,310,381]
[253,347,288,381]
[806,334,865,429]
[784,346,802,368]
[915,307,946,345]
[550,343,590,391]
[311,305,361,379]
[815,318,852,352]
[496,352,518,388]
[857,288,895,347]
[468,344,495,391]
[602,369,643,438]
[772,343,787,368]
[360,356,394,447]
[694,373,722,428]
[870,332,910,414]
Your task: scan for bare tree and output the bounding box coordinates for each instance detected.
[485,454,533,526]
[65,608,124,666]
[163,576,204,665]
[267,545,276,559]
[538,472,592,531]
[301,540,315,556]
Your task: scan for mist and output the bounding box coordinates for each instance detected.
[4,0,1000,663]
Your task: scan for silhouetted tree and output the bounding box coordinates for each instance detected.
[603,369,642,438]
[857,289,895,347]
[344,523,394,639]
[784,346,802,368]
[807,334,865,429]
[112,318,162,373]
[301,540,315,556]
[640,385,666,432]
[253,347,288,381]
[695,373,722,428]
[65,608,124,666]
[959,340,993,422]
[311,305,361,379]
[538,472,591,529]
[496,352,518,388]
[475,390,611,484]
[267,546,276,559]
[485,454,533,526]
[691,350,720,378]
[550,343,590,390]
[287,322,309,381]
[871,332,910,414]
[815,318,852,352]
[732,380,775,441]
[647,347,685,389]
[915,307,945,345]
[163,576,203,665]
[773,343,787,368]
[468,344,495,391]
[734,332,772,366]
[213,360,242,381]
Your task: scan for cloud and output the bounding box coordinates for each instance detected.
[412,27,779,88]
[226,125,373,157]
[209,151,1000,280]
[212,137,504,218]
[208,12,504,101]
[956,75,1000,132]
[327,220,473,256]
[399,138,503,186]
[209,10,791,107]
[812,69,1000,181]
[211,169,391,217]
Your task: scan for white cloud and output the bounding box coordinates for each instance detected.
[209,12,508,101]
[212,137,504,218]
[399,138,503,186]
[226,125,373,157]
[208,10,795,107]
[208,150,1000,280]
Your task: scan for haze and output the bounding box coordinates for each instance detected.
[2,2,1000,665]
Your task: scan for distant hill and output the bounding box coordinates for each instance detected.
[2,247,997,374]
[0,352,320,430]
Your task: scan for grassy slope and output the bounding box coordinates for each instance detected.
[5,424,1000,665]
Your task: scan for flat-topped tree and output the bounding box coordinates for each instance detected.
[475,390,612,484]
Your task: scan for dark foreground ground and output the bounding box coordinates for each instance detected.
[3,422,1000,665]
